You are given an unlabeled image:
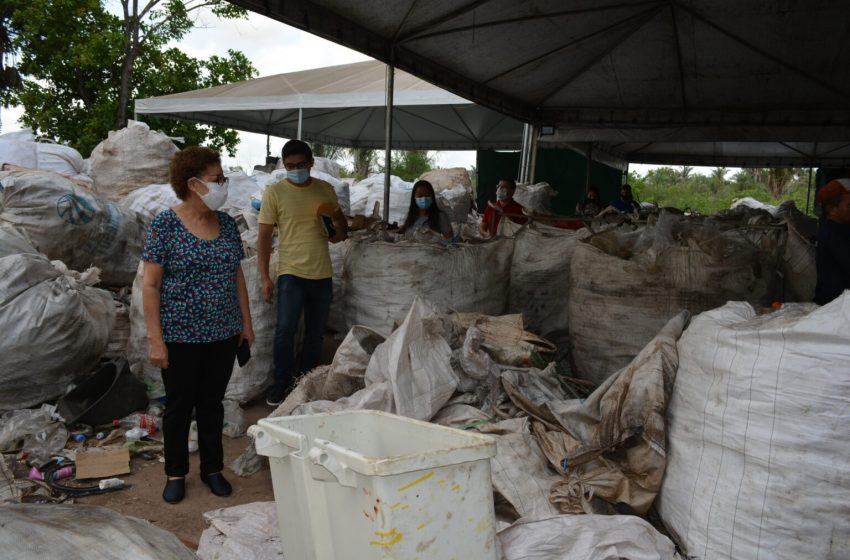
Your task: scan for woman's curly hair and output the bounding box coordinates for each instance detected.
[169,146,221,200]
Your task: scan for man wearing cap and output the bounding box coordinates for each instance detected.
[814,178,850,305]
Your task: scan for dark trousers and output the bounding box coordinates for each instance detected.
[273,274,332,390]
[161,336,238,477]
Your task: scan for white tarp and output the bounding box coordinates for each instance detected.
[659,297,850,559]
[342,236,513,333]
[0,170,147,286]
[0,504,195,559]
[498,514,680,560]
[0,226,114,411]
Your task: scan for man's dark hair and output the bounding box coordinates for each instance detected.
[499,178,517,189]
[281,139,313,160]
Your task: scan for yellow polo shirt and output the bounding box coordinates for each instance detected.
[258,177,339,279]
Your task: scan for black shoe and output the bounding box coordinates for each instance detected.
[162,478,185,504]
[265,384,287,406]
[201,472,232,497]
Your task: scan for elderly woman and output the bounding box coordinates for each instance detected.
[142,146,254,504]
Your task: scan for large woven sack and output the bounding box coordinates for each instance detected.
[89,120,178,200]
[659,298,850,559]
[569,213,783,385]
[119,183,180,226]
[418,167,472,192]
[343,235,513,333]
[0,226,114,411]
[348,174,412,223]
[514,182,557,214]
[508,223,585,337]
[0,135,85,177]
[0,170,146,286]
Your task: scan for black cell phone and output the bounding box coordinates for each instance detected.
[237,340,251,367]
[321,214,336,238]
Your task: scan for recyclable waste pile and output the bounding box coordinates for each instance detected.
[227,297,686,559]
[569,206,811,385]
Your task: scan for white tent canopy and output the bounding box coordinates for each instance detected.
[226,0,850,162]
[135,60,523,150]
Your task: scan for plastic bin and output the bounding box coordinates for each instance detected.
[251,410,498,559]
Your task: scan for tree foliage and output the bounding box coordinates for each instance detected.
[628,166,815,215]
[2,0,256,156]
[385,149,435,182]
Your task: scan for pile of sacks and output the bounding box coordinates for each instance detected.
[224,293,850,560]
[569,207,812,385]
[225,297,686,559]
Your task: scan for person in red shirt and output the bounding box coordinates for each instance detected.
[479,178,528,237]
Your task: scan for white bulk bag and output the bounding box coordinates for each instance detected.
[508,223,585,337]
[659,297,850,559]
[348,174,413,223]
[0,226,114,411]
[119,183,180,226]
[343,236,514,333]
[514,182,557,214]
[569,214,782,385]
[0,170,146,286]
[89,120,178,200]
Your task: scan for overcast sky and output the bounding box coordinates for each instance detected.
[0,6,685,176]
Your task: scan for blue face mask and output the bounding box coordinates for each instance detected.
[287,168,310,184]
[415,196,433,209]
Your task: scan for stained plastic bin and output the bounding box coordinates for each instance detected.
[251,410,498,559]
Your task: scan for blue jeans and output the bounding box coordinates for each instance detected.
[273,274,333,390]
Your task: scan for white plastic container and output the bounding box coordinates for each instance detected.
[251,410,498,559]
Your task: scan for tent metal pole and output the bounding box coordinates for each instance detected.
[585,142,593,192]
[528,124,540,184]
[806,167,813,215]
[518,123,531,183]
[383,62,395,223]
[297,108,303,140]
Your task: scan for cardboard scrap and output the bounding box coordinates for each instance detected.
[75,448,130,479]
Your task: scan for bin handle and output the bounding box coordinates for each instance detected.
[308,441,358,488]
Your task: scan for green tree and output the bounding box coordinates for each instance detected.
[349,147,378,179]
[0,5,22,111]
[385,149,434,181]
[3,0,255,155]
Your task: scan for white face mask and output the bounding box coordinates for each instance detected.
[195,179,229,211]
[496,187,510,201]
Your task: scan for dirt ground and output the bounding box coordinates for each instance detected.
[77,334,343,552]
[77,400,276,551]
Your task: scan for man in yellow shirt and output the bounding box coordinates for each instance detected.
[257,140,348,406]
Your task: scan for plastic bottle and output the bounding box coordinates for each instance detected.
[98,478,125,490]
[188,420,199,453]
[72,434,86,443]
[53,466,74,480]
[119,413,159,435]
[124,427,149,441]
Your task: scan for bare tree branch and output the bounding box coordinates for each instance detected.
[138,0,162,21]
